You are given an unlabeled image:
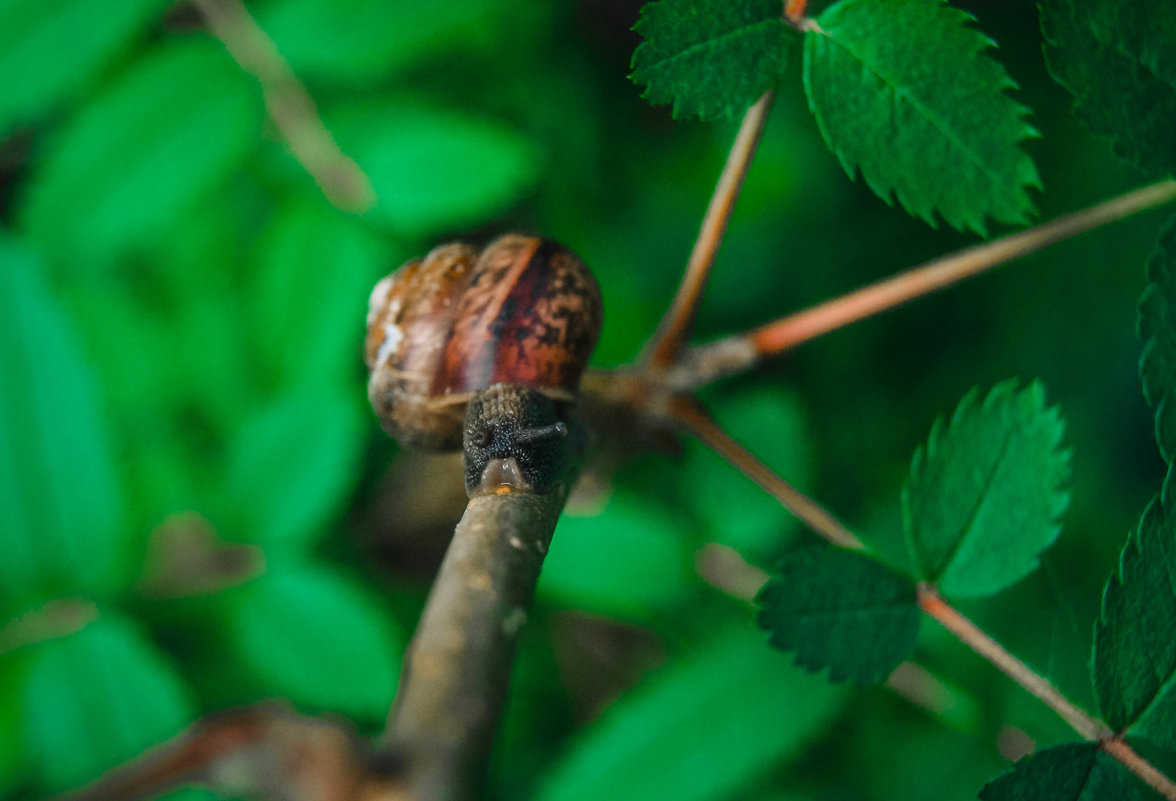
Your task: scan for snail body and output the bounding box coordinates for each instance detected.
[366,234,602,475]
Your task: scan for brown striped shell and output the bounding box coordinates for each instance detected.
[365,235,602,450]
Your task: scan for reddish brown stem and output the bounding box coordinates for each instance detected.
[744,180,1176,358]
[644,91,775,368]
[669,396,863,550]
[1101,738,1176,801]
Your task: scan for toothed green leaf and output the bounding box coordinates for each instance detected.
[630,0,796,121]
[979,742,1144,801]
[757,543,919,685]
[904,380,1070,597]
[804,0,1039,234]
[1040,0,1176,178]
[1139,216,1176,462]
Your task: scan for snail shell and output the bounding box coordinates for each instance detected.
[365,234,602,451]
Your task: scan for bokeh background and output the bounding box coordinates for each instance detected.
[0,0,1169,799]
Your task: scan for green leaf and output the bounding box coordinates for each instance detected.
[221,391,365,548]
[903,380,1070,598]
[1093,498,1176,745]
[540,490,695,623]
[682,385,812,561]
[1040,0,1176,178]
[252,200,392,391]
[21,612,193,794]
[804,0,1039,234]
[328,100,537,238]
[0,0,170,133]
[757,543,920,685]
[978,742,1144,801]
[215,562,403,721]
[1139,215,1176,462]
[21,37,263,264]
[0,236,127,610]
[630,0,796,121]
[259,0,502,85]
[535,625,846,801]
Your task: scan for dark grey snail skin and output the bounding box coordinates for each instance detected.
[462,385,570,497]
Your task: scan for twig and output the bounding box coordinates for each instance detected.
[676,179,1176,388]
[189,0,376,212]
[1101,738,1176,801]
[917,585,1109,741]
[669,396,864,550]
[643,91,775,368]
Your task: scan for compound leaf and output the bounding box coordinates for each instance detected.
[216,562,403,722]
[979,742,1143,801]
[805,0,1039,235]
[0,236,127,611]
[904,380,1070,598]
[757,543,919,685]
[1041,0,1176,178]
[22,38,262,264]
[0,0,170,134]
[535,625,846,801]
[631,0,796,121]
[1139,216,1176,462]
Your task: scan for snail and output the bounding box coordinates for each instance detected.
[365,234,602,495]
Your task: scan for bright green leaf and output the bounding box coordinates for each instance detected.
[1093,498,1176,745]
[630,0,796,121]
[216,562,402,721]
[21,612,193,794]
[903,380,1070,598]
[757,543,919,685]
[259,0,502,85]
[805,0,1039,234]
[978,742,1143,801]
[535,625,846,801]
[0,236,127,610]
[328,100,537,238]
[540,490,695,622]
[21,38,263,263]
[1139,215,1176,462]
[221,391,365,548]
[682,385,812,561]
[0,0,170,133]
[1041,0,1176,178]
[252,200,392,391]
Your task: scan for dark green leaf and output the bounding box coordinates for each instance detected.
[221,391,365,548]
[805,0,1039,234]
[328,100,537,238]
[21,38,263,263]
[0,236,127,609]
[1093,498,1176,745]
[630,0,796,121]
[259,0,502,85]
[216,562,402,721]
[252,199,392,391]
[0,0,170,133]
[1040,0,1176,178]
[20,612,193,794]
[978,742,1143,801]
[903,380,1070,597]
[682,385,811,561]
[757,543,919,685]
[535,625,846,801]
[540,490,695,622]
[1139,215,1176,462]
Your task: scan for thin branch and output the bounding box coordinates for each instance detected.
[189,0,376,212]
[917,584,1110,741]
[676,179,1176,388]
[643,91,775,369]
[1102,738,1176,801]
[669,396,864,550]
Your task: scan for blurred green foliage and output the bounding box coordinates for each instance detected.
[0,0,1173,799]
